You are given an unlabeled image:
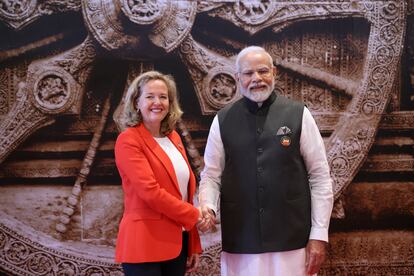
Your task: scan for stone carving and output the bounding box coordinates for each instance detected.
[206,69,238,109]
[54,37,97,85]
[0,83,55,165]
[188,243,221,276]
[0,64,27,116]
[0,0,38,29]
[266,25,365,111]
[83,0,196,56]
[176,119,205,177]
[196,1,224,13]
[362,159,414,172]
[149,0,197,53]
[0,0,80,30]
[320,231,414,275]
[234,0,273,25]
[407,13,414,107]
[120,0,164,25]
[324,3,406,199]
[0,36,97,163]
[31,69,74,114]
[35,75,68,108]
[379,112,414,129]
[277,61,358,97]
[0,211,123,275]
[82,0,141,52]
[56,95,112,236]
[0,0,33,16]
[179,35,240,114]
[0,71,7,115]
[0,1,411,275]
[0,33,67,63]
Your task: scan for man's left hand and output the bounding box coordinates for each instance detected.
[305,239,327,275]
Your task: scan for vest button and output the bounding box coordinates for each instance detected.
[257,167,263,173]
[257,128,263,134]
[257,147,263,153]
[259,208,264,213]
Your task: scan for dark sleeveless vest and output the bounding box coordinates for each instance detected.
[218,93,311,253]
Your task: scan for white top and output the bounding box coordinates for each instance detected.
[154,137,189,202]
[199,106,333,243]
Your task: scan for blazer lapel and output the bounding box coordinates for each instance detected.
[136,124,181,196]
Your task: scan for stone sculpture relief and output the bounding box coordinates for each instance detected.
[0,0,80,29]
[0,36,97,164]
[0,0,413,275]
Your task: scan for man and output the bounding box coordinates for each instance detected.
[198,46,333,276]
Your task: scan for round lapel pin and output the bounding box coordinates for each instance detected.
[280,136,291,147]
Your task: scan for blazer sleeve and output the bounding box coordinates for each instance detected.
[115,131,199,231]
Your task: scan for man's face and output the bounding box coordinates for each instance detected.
[236,51,276,102]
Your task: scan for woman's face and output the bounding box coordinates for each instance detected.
[136,79,170,127]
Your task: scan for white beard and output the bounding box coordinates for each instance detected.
[240,82,274,103]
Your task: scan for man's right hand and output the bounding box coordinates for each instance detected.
[197,206,217,232]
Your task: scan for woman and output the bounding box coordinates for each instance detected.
[115,71,202,275]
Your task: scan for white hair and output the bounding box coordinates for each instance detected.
[235,46,274,72]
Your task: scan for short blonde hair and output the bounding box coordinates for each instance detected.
[122,71,183,135]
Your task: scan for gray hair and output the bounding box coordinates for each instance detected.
[235,46,274,72]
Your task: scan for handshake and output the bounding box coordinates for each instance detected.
[197,206,217,233]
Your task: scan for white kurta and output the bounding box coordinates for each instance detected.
[199,107,334,276]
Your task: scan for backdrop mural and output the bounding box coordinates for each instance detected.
[0,0,413,275]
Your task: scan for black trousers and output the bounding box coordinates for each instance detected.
[122,232,189,276]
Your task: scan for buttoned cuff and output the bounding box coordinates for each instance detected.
[309,226,329,242]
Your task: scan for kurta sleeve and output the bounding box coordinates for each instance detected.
[198,115,224,214]
[300,107,334,242]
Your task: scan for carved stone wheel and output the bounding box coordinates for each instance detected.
[0,1,408,275]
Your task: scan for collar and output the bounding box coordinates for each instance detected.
[243,92,277,114]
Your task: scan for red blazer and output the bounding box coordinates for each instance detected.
[114,124,202,263]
